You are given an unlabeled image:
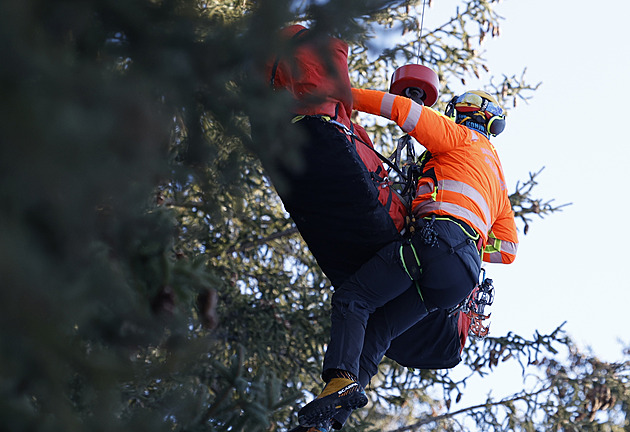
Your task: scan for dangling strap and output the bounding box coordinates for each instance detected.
[399,241,424,301]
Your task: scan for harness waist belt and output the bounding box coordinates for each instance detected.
[417,214,483,252]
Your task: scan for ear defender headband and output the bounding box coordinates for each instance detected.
[445,96,458,119]
[445,91,506,137]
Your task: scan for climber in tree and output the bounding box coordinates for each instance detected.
[255,24,502,431]
[296,87,519,428]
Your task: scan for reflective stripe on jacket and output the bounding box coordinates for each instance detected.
[351,88,518,264]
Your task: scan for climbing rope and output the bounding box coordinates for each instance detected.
[416,0,428,64]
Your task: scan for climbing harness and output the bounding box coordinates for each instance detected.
[389,134,423,210]
[449,268,495,340]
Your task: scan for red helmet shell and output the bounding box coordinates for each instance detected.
[389,64,439,107]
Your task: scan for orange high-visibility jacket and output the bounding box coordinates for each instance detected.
[351,88,518,264]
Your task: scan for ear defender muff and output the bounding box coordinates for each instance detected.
[487,115,505,136]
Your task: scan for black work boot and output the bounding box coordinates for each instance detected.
[298,371,367,427]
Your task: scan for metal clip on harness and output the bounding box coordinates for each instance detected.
[465,269,495,339]
[449,268,495,340]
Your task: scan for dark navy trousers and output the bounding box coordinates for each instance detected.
[323,218,481,383]
[324,218,480,427]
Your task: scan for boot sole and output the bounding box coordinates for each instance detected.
[297,391,367,427]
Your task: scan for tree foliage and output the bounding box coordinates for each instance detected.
[0,0,624,432]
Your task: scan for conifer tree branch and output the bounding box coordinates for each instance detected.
[387,385,551,432]
[225,227,300,254]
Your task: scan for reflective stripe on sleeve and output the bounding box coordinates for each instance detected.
[402,103,423,133]
[484,235,517,263]
[416,181,434,196]
[499,240,518,256]
[485,250,504,263]
[380,93,396,119]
